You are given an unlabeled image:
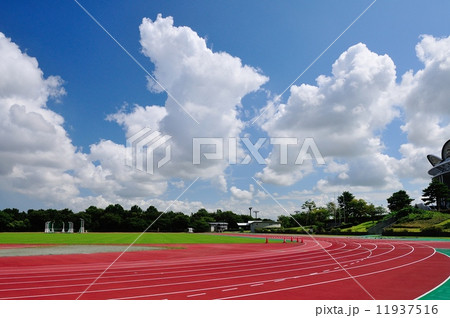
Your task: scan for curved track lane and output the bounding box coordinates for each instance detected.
[0,237,449,300]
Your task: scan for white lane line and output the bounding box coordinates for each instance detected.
[0,248,370,292]
[219,245,436,300]
[187,293,206,298]
[21,246,410,300]
[0,239,335,279]
[251,283,264,287]
[0,241,387,299]
[0,244,312,276]
[0,243,374,292]
[0,244,346,282]
[415,245,450,299]
[0,244,374,298]
[274,279,285,282]
[120,245,431,300]
[222,288,237,292]
[0,241,417,300]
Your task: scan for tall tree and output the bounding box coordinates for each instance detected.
[337,191,355,223]
[422,179,450,211]
[301,200,316,225]
[387,190,414,212]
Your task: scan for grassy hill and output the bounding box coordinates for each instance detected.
[326,208,450,237]
[340,221,379,234]
[383,209,450,236]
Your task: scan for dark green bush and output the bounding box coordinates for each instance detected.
[421,226,443,236]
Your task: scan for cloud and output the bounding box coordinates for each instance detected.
[257,43,401,189]
[0,32,170,209]
[230,184,254,202]
[106,104,167,138]
[106,14,268,188]
[256,35,450,200]
[0,14,270,211]
[2,17,450,215]
[0,32,80,204]
[396,35,450,182]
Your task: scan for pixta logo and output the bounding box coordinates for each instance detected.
[193,137,325,165]
[126,128,171,174]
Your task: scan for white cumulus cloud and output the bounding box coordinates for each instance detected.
[257,43,401,191]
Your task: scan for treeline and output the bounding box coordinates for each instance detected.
[0,205,256,232]
[1,180,448,233]
[276,191,387,233]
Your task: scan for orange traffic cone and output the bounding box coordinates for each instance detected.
[296,237,299,243]
[265,237,269,244]
[283,237,286,243]
[290,237,293,242]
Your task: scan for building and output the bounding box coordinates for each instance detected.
[237,220,281,233]
[427,139,450,187]
[208,222,228,232]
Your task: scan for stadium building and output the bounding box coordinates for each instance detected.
[427,139,450,187]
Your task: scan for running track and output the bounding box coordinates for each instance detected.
[0,236,449,300]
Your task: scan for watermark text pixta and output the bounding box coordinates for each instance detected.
[193,137,325,165]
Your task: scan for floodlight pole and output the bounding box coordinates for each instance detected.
[253,210,259,219]
[249,207,252,218]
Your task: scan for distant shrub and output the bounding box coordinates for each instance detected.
[329,228,341,235]
[421,226,443,236]
[396,207,427,219]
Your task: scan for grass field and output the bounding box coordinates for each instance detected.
[0,232,265,245]
[341,221,378,233]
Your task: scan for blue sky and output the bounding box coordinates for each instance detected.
[1,0,450,219]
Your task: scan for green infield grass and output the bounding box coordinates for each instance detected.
[419,249,450,300]
[0,232,264,245]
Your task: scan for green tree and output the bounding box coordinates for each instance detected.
[301,200,316,225]
[214,210,240,230]
[387,190,414,212]
[83,206,103,231]
[313,207,331,227]
[0,210,13,231]
[337,191,355,223]
[277,215,295,228]
[144,206,160,225]
[422,179,450,211]
[346,198,369,221]
[130,205,143,216]
[27,209,50,231]
[171,213,190,232]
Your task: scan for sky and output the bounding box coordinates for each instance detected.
[1,0,450,220]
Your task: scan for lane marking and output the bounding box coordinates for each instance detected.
[0,241,389,298]
[222,288,237,292]
[187,293,206,298]
[1,241,438,300]
[0,241,390,296]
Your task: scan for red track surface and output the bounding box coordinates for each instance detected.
[0,236,449,300]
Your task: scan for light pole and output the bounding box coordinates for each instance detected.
[249,207,252,218]
[253,210,259,219]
